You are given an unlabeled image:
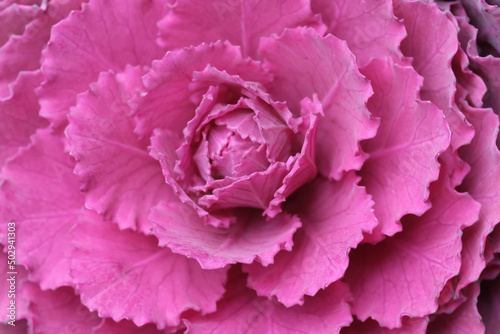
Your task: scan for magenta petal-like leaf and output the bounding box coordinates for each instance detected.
[0,0,88,98]
[259,27,378,179]
[244,172,377,307]
[311,0,405,67]
[133,41,271,138]
[428,283,485,334]
[0,129,81,289]
[158,0,323,58]
[38,0,165,126]
[342,317,429,334]
[69,218,228,329]
[360,59,450,240]
[184,269,352,334]
[66,67,172,234]
[458,105,500,290]
[0,71,48,167]
[345,176,480,328]
[150,201,301,269]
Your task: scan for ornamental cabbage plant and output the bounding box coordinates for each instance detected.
[1,0,500,333]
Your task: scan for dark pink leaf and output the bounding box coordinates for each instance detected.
[311,0,406,67]
[345,176,480,328]
[133,40,271,139]
[259,27,378,179]
[0,71,48,167]
[244,172,377,307]
[428,283,485,334]
[66,67,173,234]
[394,0,474,153]
[185,268,352,334]
[158,0,323,58]
[69,218,228,329]
[458,105,500,289]
[360,59,450,240]
[149,201,301,269]
[341,317,429,334]
[0,129,82,289]
[38,0,165,127]
[0,0,87,99]
[24,283,101,333]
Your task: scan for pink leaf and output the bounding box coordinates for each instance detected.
[66,67,173,234]
[0,71,48,167]
[184,268,352,334]
[360,59,450,240]
[458,105,500,290]
[0,0,88,99]
[311,0,405,67]
[259,27,378,179]
[24,283,102,333]
[345,175,480,328]
[428,283,485,334]
[69,218,228,329]
[244,172,377,307]
[38,0,165,127]
[133,40,271,138]
[342,317,429,334]
[149,201,301,269]
[394,0,474,152]
[0,129,82,289]
[158,0,323,58]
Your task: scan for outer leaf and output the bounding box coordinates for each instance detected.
[345,175,480,328]
[149,201,301,269]
[184,268,352,334]
[25,283,102,333]
[311,0,405,67]
[69,218,228,329]
[458,105,500,290]
[66,67,172,234]
[0,0,87,98]
[244,172,377,307]
[0,71,48,167]
[0,129,82,289]
[133,40,271,139]
[0,4,38,47]
[38,0,165,126]
[428,283,484,334]
[342,317,429,334]
[259,27,378,179]
[360,59,450,240]
[394,0,474,152]
[158,0,323,58]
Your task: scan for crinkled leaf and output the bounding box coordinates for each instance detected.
[69,217,228,329]
[158,0,323,58]
[428,283,484,334]
[133,40,271,138]
[458,106,500,289]
[259,27,378,179]
[244,172,377,307]
[0,71,48,167]
[185,268,352,334]
[66,67,172,234]
[0,0,87,98]
[345,176,480,328]
[360,59,450,240]
[342,317,429,334]
[311,0,405,67]
[38,0,165,126]
[150,201,301,269]
[0,129,81,289]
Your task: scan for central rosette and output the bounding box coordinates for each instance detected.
[156,65,320,223]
